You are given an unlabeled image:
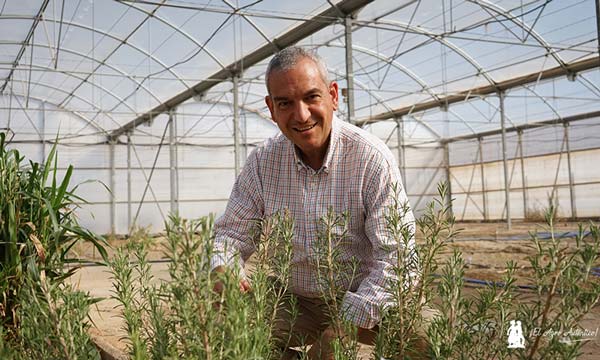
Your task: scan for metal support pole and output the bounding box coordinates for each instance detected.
[233,74,241,176]
[169,109,179,215]
[395,117,406,182]
[564,122,577,218]
[41,101,46,161]
[127,132,132,231]
[244,113,248,159]
[518,131,528,220]
[478,137,488,220]
[345,14,355,122]
[444,143,454,217]
[595,0,600,57]
[499,91,512,229]
[109,139,116,234]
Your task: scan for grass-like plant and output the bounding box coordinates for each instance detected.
[0,132,108,357]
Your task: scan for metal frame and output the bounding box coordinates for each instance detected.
[446,109,600,221]
[2,0,599,233]
[358,56,599,125]
[108,0,375,140]
[0,0,50,92]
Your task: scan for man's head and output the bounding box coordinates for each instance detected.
[265,46,339,167]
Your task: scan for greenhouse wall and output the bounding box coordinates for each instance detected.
[3,103,599,235]
[449,117,600,221]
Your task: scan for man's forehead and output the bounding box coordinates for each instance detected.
[271,87,324,100]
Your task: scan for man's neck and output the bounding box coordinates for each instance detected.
[299,139,330,171]
[302,153,324,170]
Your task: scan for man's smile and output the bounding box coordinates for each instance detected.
[294,123,317,132]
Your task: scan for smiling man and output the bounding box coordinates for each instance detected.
[212,46,416,359]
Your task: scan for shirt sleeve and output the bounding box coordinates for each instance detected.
[211,148,265,273]
[341,153,416,329]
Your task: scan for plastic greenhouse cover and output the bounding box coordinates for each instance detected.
[0,0,597,145]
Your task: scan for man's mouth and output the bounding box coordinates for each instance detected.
[294,123,317,132]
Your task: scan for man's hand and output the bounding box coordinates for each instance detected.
[211,265,251,295]
[307,325,377,359]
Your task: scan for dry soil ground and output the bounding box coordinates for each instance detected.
[68,221,600,359]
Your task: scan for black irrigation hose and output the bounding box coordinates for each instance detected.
[461,277,537,291]
[75,258,172,267]
[433,268,600,292]
[455,230,593,242]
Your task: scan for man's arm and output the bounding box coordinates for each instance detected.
[211,148,265,280]
[341,153,416,329]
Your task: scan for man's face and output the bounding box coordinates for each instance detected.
[265,58,339,159]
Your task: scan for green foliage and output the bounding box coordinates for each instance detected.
[112,182,600,360]
[109,212,295,359]
[313,209,359,360]
[375,182,457,359]
[517,207,600,359]
[14,275,101,359]
[0,132,108,357]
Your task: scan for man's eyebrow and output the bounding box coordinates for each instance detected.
[305,88,323,95]
[271,88,323,101]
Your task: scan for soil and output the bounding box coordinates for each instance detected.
[68,221,600,359]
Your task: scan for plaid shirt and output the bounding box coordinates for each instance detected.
[212,115,415,329]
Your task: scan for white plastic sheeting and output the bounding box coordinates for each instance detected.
[2,1,599,233]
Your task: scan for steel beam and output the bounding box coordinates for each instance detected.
[109,140,116,234]
[345,14,355,122]
[358,56,600,125]
[127,132,132,231]
[108,0,374,141]
[395,117,406,182]
[444,143,453,218]
[594,0,599,58]
[169,109,179,215]
[478,137,487,220]
[442,110,600,144]
[40,101,46,161]
[0,0,50,93]
[233,75,241,176]
[518,130,527,219]
[499,91,511,229]
[564,122,577,219]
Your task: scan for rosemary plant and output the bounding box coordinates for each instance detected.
[111,183,599,360]
[109,211,295,359]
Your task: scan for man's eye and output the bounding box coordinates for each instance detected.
[278,101,289,108]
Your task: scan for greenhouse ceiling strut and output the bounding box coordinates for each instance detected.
[108,0,375,142]
[357,56,600,126]
[0,0,50,93]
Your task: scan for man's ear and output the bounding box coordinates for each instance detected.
[265,95,276,122]
[329,81,339,111]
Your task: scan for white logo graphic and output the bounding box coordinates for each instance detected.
[507,320,525,349]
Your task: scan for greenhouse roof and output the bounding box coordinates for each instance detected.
[1,0,599,144]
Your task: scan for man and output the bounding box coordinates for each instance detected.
[211,46,415,359]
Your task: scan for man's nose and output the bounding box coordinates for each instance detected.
[292,101,311,123]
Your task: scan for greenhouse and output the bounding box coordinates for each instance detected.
[1,0,599,359]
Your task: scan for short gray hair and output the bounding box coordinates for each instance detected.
[265,46,330,95]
